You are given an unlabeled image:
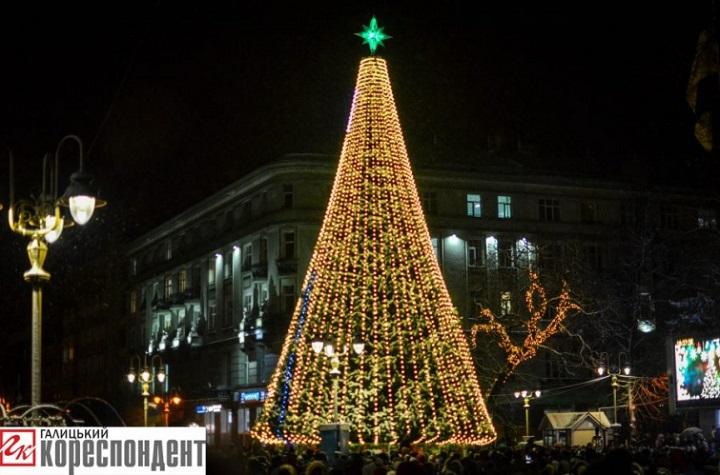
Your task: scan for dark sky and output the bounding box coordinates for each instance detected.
[0,1,714,239]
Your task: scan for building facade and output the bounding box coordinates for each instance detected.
[124,153,719,442]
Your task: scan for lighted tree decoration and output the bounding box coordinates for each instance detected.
[471,271,580,396]
[702,347,720,398]
[251,18,496,446]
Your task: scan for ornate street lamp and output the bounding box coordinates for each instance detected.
[514,389,541,438]
[127,354,165,426]
[7,135,105,406]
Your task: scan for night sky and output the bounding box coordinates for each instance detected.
[1,2,713,236]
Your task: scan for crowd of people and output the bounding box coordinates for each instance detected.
[206,431,720,475]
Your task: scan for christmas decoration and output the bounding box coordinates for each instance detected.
[702,347,720,398]
[471,271,580,393]
[251,20,496,446]
[355,16,391,55]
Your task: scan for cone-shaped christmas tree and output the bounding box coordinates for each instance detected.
[252,22,496,446]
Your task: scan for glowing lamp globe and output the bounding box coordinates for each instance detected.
[44,214,64,243]
[127,372,136,384]
[69,196,96,225]
[311,340,324,354]
[140,369,151,383]
[157,369,166,383]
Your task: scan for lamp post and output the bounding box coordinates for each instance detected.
[127,354,166,426]
[596,352,631,425]
[7,135,106,406]
[152,388,182,427]
[514,389,541,438]
[311,337,365,423]
[311,335,364,464]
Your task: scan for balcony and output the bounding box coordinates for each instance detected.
[251,261,268,279]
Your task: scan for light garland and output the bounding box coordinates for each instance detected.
[471,271,580,378]
[251,56,496,446]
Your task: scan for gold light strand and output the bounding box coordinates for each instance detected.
[252,56,496,445]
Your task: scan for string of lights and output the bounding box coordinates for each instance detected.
[251,56,496,446]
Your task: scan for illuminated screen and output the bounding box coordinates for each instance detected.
[674,337,720,402]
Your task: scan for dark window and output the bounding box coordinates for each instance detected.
[208,289,217,331]
[660,205,679,230]
[498,239,514,268]
[283,184,294,209]
[282,231,296,259]
[468,240,484,267]
[223,279,233,327]
[539,199,560,222]
[421,191,437,215]
[580,202,598,224]
[281,280,296,313]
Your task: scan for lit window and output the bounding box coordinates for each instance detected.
[224,251,232,279]
[130,258,138,276]
[166,241,172,260]
[208,261,216,286]
[538,199,560,222]
[466,194,482,218]
[165,276,173,297]
[223,280,233,327]
[498,195,512,219]
[500,291,513,316]
[698,208,717,229]
[208,289,217,330]
[178,270,188,293]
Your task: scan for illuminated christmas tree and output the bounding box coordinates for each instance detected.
[702,348,720,399]
[251,18,496,446]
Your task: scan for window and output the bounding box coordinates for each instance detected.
[208,289,217,331]
[468,240,484,267]
[660,205,679,230]
[130,258,138,276]
[129,290,138,314]
[538,199,560,222]
[178,270,188,293]
[500,291,513,316]
[243,293,253,313]
[466,194,482,217]
[283,184,294,209]
[281,278,296,313]
[539,243,561,273]
[498,239,514,268]
[580,202,598,224]
[164,276,173,298]
[421,191,437,215]
[224,251,232,279]
[497,195,512,219]
[223,279,233,327]
[431,237,440,261]
[242,201,252,220]
[281,231,296,259]
[165,241,172,260]
[698,208,717,229]
[259,239,268,263]
[242,244,252,270]
[191,265,201,292]
[207,259,216,286]
[584,244,605,271]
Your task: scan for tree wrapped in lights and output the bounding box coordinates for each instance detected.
[471,272,580,395]
[251,51,496,446]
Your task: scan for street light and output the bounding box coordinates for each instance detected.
[7,135,106,406]
[152,388,183,427]
[514,389,541,438]
[311,336,365,424]
[127,354,165,426]
[596,352,631,425]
